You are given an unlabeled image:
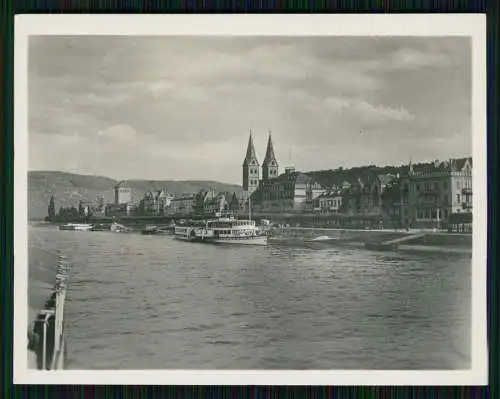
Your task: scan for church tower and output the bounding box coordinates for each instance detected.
[242,131,260,193]
[262,131,279,181]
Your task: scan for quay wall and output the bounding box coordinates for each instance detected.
[47,211,469,232]
[273,227,472,247]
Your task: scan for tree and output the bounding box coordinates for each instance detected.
[47,195,56,221]
[78,201,85,220]
[96,194,105,214]
[69,206,78,218]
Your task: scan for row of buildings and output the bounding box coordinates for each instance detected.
[83,132,472,228]
[239,132,473,227]
[103,183,248,218]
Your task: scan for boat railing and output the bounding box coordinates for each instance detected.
[28,251,70,370]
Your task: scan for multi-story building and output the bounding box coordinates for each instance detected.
[203,192,232,216]
[141,189,173,216]
[398,157,472,227]
[232,191,250,214]
[256,167,323,213]
[192,189,216,215]
[114,181,132,204]
[166,194,195,215]
[314,190,344,214]
[340,173,395,217]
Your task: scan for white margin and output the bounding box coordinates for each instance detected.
[13,14,488,385]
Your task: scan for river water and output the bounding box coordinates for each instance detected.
[28,224,471,370]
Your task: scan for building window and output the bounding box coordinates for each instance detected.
[443,195,448,205]
[456,181,461,189]
[416,184,420,191]
[443,181,448,189]
[456,194,461,204]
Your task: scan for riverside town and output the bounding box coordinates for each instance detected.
[47,132,473,234]
[26,32,478,375]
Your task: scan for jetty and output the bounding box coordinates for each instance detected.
[270,226,471,254]
[365,232,428,251]
[28,250,70,370]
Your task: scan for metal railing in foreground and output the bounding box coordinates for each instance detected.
[28,251,71,370]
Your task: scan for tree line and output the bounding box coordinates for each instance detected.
[46,194,105,221]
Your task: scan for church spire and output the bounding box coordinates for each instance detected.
[242,130,260,193]
[263,131,277,165]
[262,130,279,181]
[243,130,258,165]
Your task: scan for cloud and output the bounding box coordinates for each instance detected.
[28,36,472,183]
[324,97,414,123]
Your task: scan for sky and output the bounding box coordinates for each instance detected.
[28,36,472,184]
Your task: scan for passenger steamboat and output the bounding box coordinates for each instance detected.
[175,216,267,246]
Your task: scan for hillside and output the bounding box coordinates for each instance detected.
[28,171,242,220]
[304,165,408,187]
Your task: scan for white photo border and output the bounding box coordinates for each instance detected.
[14,14,488,385]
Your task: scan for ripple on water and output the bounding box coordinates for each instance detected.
[29,226,472,370]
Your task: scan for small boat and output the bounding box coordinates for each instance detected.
[59,223,92,231]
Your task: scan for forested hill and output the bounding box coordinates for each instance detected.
[304,165,408,187]
[28,171,242,220]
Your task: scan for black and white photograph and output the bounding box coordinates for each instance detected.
[14,15,487,385]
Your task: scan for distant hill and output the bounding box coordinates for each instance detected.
[28,171,243,220]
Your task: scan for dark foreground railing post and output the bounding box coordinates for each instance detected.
[29,251,71,370]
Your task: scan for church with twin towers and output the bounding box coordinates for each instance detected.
[242,131,279,194]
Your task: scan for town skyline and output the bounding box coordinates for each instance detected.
[29,36,472,184]
[29,150,473,188]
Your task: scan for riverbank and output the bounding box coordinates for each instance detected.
[275,226,471,244]
[272,226,472,255]
[35,219,472,255]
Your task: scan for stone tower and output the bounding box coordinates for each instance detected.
[242,131,260,193]
[262,131,279,181]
